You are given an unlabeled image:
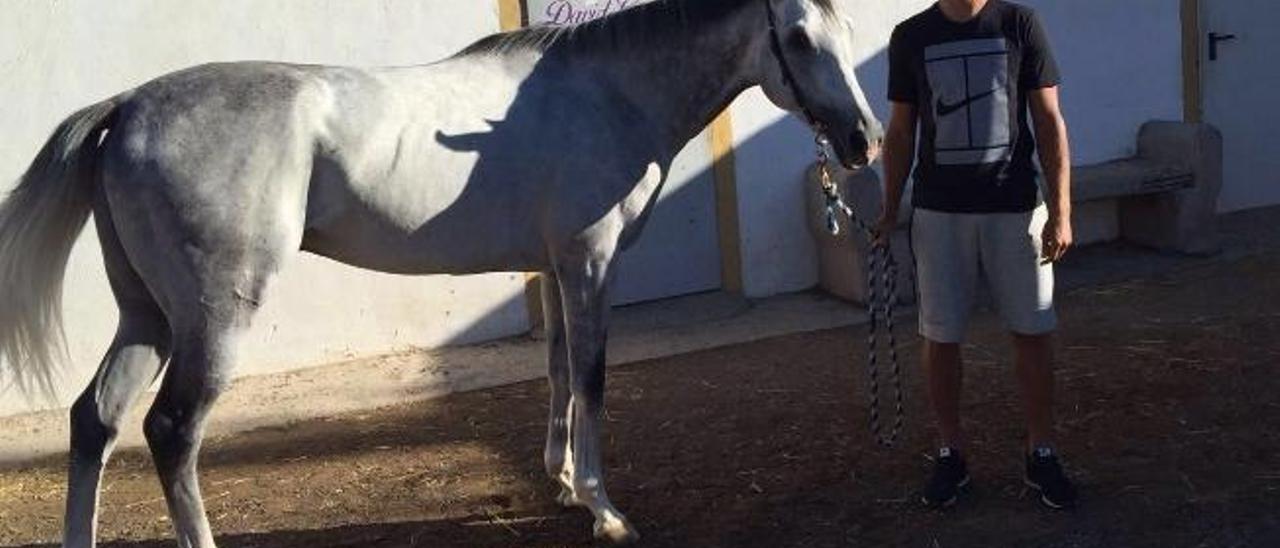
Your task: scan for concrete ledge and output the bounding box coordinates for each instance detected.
[0,291,873,464]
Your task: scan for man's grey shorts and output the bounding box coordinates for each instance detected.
[911,205,1057,343]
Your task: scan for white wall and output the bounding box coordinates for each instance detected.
[1022,0,1185,164]
[0,1,531,415]
[731,0,1185,298]
[0,0,1190,416]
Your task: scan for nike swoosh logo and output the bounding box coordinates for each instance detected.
[936,89,998,117]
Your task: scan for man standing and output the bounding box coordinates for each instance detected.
[877,0,1077,509]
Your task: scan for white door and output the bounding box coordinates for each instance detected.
[525,0,723,305]
[1202,0,1280,212]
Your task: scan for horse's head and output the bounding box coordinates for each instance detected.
[758,0,883,169]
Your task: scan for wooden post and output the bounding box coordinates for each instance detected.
[498,0,524,31]
[708,111,744,294]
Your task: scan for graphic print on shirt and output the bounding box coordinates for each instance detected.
[925,38,1012,166]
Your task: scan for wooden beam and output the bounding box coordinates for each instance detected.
[524,272,545,339]
[498,0,525,31]
[1181,0,1202,123]
[709,111,744,294]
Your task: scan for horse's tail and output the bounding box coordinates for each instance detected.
[0,97,119,401]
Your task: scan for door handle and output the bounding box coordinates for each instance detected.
[1209,32,1237,61]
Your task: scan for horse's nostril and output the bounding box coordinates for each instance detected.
[850,131,870,152]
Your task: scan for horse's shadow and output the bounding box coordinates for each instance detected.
[3,315,906,548]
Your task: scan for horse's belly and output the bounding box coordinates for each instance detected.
[301,178,547,275]
[302,225,545,275]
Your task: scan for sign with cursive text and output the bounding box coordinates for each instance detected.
[525,0,649,26]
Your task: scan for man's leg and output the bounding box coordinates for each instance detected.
[983,206,1076,509]
[923,338,965,450]
[920,338,970,507]
[912,208,978,508]
[1013,332,1054,451]
[981,205,1058,448]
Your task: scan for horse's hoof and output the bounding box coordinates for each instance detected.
[593,515,639,544]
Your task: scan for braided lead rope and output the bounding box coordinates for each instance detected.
[863,241,904,446]
[815,136,905,448]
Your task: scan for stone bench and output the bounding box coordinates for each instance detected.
[1072,121,1222,255]
[808,121,1223,305]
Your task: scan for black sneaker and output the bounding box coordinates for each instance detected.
[1024,447,1078,509]
[921,448,971,508]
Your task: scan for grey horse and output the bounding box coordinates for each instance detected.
[0,0,882,545]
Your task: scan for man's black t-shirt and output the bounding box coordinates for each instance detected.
[889,0,1060,213]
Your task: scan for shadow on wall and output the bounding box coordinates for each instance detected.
[436,44,893,347]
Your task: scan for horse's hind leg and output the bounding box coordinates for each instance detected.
[136,250,283,548]
[143,317,246,548]
[114,204,293,548]
[541,271,575,499]
[554,253,638,543]
[64,201,171,548]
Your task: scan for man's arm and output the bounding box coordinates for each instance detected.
[875,101,918,247]
[1028,86,1072,263]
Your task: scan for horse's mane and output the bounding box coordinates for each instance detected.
[455,0,837,58]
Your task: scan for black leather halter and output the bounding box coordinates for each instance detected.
[764,0,824,132]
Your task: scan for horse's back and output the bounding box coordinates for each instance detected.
[95,55,665,277]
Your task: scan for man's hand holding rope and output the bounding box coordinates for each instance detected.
[872,210,897,250]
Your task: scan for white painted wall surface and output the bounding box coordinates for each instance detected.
[731,0,1185,297]
[1021,0,1185,165]
[0,0,1191,416]
[0,1,530,416]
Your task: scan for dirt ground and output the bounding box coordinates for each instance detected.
[2,252,1278,548]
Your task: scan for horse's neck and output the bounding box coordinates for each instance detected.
[582,0,766,159]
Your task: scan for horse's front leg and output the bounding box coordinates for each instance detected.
[554,251,638,544]
[540,271,575,500]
